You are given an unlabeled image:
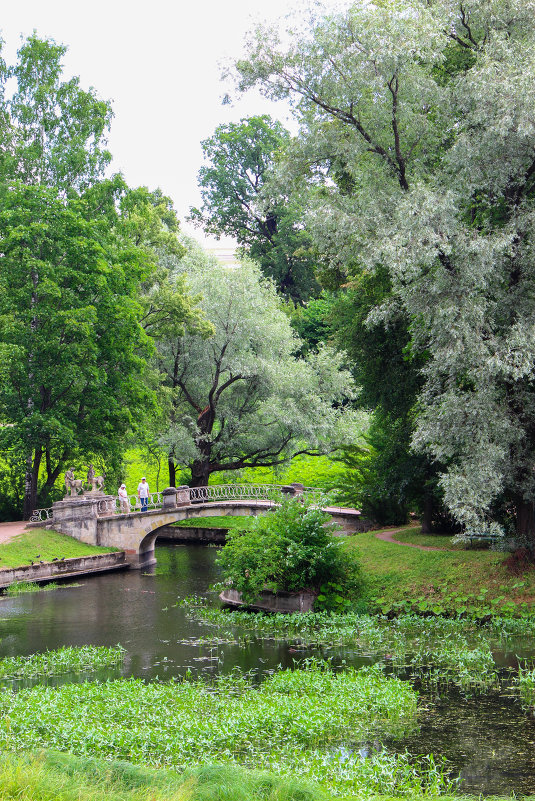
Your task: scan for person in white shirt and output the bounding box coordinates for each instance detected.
[137,477,149,512]
[118,483,130,514]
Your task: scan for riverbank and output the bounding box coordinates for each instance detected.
[0,528,123,587]
[351,527,535,613]
[0,751,503,801]
[173,516,535,613]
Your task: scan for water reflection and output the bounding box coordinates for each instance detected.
[0,542,534,795]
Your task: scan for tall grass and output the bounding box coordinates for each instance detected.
[0,751,328,801]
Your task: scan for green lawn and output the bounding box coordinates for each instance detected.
[0,529,118,569]
[392,528,464,550]
[173,516,252,530]
[350,527,535,608]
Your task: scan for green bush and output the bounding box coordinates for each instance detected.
[216,496,362,606]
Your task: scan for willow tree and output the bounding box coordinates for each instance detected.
[156,242,357,487]
[233,0,535,542]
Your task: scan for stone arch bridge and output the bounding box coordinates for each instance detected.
[32,484,366,568]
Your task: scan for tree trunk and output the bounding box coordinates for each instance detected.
[420,495,434,534]
[168,458,176,488]
[189,459,211,488]
[516,498,535,549]
[23,449,42,520]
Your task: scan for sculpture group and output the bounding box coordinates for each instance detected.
[64,465,105,497]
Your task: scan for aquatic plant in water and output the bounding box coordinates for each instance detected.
[0,645,125,679]
[179,602,502,693]
[0,663,444,796]
[514,663,535,711]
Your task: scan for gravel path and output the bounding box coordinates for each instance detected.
[0,521,27,544]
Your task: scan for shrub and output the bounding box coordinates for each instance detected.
[216,496,362,606]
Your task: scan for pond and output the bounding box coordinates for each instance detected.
[0,541,534,796]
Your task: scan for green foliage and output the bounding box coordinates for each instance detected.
[189,116,319,303]
[216,496,362,604]
[0,645,124,679]
[233,0,535,541]
[157,248,357,487]
[0,664,439,796]
[0,35,204,517]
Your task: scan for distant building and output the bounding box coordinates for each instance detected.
[205,246,240,267]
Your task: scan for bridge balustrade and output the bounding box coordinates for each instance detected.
[30,483,327,522]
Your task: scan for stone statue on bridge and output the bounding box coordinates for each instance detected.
[64,468,84,497]
[86,464,105,494]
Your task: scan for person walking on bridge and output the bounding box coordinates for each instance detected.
[118,483,130,514]
[137,477,149,512]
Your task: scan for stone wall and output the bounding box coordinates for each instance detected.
[0,552,127,589]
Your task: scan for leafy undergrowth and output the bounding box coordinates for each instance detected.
[0,751,496,801]
[0,529,118,568]
[0,662,458,797]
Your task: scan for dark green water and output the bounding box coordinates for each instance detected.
[0,542,534,796]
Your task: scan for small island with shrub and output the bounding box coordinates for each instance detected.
[217,496,363,613]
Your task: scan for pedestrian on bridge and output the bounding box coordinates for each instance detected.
[118,483,130,514]
[137,477,149,512]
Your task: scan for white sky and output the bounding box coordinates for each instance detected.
[1,0,325,248]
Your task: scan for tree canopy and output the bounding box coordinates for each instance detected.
[233,0,535,541]
[156,241,358,487]
[0,36,204,517]
[189,115,320,303]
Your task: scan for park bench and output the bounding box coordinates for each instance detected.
[465,532,502,547]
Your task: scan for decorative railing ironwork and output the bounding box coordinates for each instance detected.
[30,485,357,521]
[98,492,163,516]
[29,507,53,523]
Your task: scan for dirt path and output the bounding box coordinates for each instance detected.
[375,527,450,551]
[0,521,27,545]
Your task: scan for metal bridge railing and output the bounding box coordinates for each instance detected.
[29,507,53,523]
[30,484,349,521]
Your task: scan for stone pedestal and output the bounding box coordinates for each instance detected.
[52,494,116,546]
[281,482,305,497]
[162,487,178,509]
[176,485,191,507]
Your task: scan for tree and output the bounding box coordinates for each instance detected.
[234,0,535,543]
[156,240,357,487]
[0,182,151,517]
[0,36,205,517]
[189,116,320,303]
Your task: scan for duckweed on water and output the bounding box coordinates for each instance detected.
[0,663,448,796]
[0,645,125,679]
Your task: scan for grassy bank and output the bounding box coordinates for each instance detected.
[0,529,118,569]
[175,515,535,612]
[350,527,535,612]
[173,516,251,530]
[0,751,505,801]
